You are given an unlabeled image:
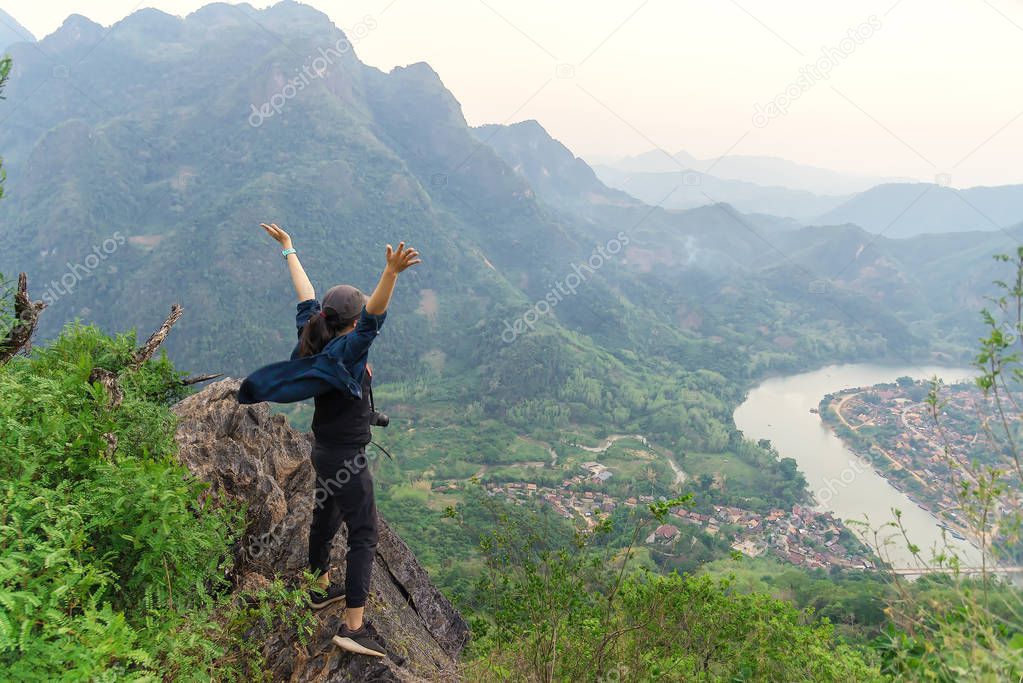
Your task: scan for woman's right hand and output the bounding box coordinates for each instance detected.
[260,222,293,250]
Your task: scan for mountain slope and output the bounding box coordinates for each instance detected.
[0,4,523,376]
[0,1,766,451]
[473,120,638,211]
[817,182,1023,237]
[0,9,34,52]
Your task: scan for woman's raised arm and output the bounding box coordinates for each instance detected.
[365,242,421,315]
[261,222,315,302]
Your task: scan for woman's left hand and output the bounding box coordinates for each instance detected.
[384,242,422,274]
[261,222,293,251]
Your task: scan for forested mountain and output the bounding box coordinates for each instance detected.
[0,1,937,420]
[2,0,1010,505]
[473,120,639,211]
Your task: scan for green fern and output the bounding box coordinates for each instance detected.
[0,324,302,679]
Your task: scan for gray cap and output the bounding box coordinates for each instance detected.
[322,284,367,320]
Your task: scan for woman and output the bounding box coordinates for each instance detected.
[243,222,420,658]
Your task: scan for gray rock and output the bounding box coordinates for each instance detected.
[172,378,469,682]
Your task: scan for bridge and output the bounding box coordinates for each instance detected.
[889,565,1023,577]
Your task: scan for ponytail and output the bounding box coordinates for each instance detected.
[297,306,358,357]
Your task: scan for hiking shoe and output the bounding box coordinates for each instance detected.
[308,584,346,610]
[333,623,386,657]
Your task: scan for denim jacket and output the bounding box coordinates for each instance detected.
[237,299,386,404]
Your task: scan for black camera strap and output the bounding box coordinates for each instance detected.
[370,439,395,461]
[365,373,392,460]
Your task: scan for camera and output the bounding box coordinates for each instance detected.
[369,410,389,428]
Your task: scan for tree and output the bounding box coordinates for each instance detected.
[780,457,799,480]
[457,487,880,681]
[0,58,46,362]
[872,248,1023,680]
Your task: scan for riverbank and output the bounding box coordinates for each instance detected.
[817,379,1011,553]
[734,363,982,567]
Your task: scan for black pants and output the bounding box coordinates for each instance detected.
[308,442,378,609]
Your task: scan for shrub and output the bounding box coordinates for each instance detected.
[458,487,881,682]
[0,324,312,680]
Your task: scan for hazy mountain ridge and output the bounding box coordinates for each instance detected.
[0,8,35,52]
[473,116,1008,356]
[592,164,850,222]
[607,148,903,195]
[817,182,1023,237]
[592,148,1023,230]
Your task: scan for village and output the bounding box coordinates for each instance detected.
[467,458,876,571]
[820,380,1023,544]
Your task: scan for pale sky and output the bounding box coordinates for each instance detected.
[5,0,1023,188]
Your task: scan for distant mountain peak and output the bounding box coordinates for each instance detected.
[254,0,344,35]
[390,61,443,81]
[185,2,258,27]
[507,119,545,132]
[474,119,638,210]
[262,0,331,20]
[38,14,105,50]
[59,14,104,32]
[113,7,185,39]
[137,6,174,16]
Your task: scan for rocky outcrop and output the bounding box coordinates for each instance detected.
[172,378,468,682]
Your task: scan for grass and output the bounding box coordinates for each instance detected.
[683,451,762,491]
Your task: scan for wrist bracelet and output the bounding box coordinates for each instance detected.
[281,248,296,258]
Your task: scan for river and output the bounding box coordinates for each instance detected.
[734,363,983,567]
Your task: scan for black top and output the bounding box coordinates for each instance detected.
[311,368,373,448]
[293,298,385,449]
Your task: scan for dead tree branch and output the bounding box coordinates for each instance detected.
[181,372,224,386]
[130,304,182,370]
[0,273,47,365]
